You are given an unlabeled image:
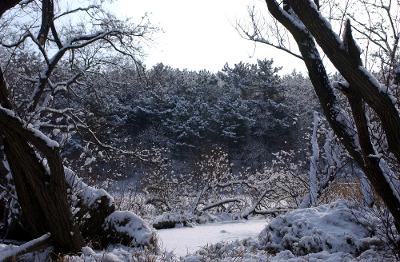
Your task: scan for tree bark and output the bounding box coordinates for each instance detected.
[0,1,84,252]
[37,0,54,45]
[287,0,400,164]
[345,90,400,232]
[0,63,84,252]
[0,105,84,252]
[340,20,400,232]
[265,0,400,233]
[0,233,51,261]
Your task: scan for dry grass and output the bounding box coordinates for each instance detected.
[319,179,369,204]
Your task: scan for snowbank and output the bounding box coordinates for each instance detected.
[152,212,194,229]
[65,167,157,249]
[184,240,393,262]
[152,210,245,229]
[2,201,396,261]
[64,167,114,208]
[62,245,168,262]
[258,201,381,255]
[157,219,267,256]
[184,201,396,261]
[104,211,157,247]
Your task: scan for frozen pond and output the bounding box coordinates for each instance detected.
[157,219,268,256]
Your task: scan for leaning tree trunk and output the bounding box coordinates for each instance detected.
[287,0,400,234]
[265,0,400,234]
[0,70,84,252]
[0,0,84,252]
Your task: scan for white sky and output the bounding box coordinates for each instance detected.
[113,0,306,74]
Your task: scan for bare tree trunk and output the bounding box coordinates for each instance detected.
[0,233,51,261]
[287,0,400,164]
[0,66,84,252]
[340,19,400,232]
[0,1,84,252]
[264,0,400,234]
[300,112,325,208]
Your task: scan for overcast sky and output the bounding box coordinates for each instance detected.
[113,0,306,74]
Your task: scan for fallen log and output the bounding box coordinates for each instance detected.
[65,167,158,250]
[0,233,51,261]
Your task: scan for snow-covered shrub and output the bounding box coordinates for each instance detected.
[143,147,308,222]
[258,201,383,256]
[60,245,175,261]
[65,168,157,249]
[0,156,21,240]
[152,212,194,229]
[357,204,400,258]
[103,211,157,248]
[185,238,394,261]
[65,167,116,244]
[185,239,269,262]
[184,201,396,261]
[112,189,152,220]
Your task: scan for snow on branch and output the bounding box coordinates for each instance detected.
[201,198,243,212]
[287,0,400,162]
[0,233,51,261]
[0,105,59,150]
[64,167,113,208]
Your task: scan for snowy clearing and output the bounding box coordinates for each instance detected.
[157,219,268,256]
[185,201,396,261]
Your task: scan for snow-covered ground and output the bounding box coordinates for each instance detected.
[2,201,397,261]
[157,219,268,256]
[184,201,397,262]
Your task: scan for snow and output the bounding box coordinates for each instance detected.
[269,249,389,262]
[359,67,397,104]
[0,105,16,117]
[0,106,59,149]
[306,0,344,49]
[157,219,268,256]
[62,245,162,262]
[395,64,400,74]
[104,210,155,246]
[280,6,308,34]
[84,156,96,166]
[184,201,395,261]
[0,233,51,261]
[27,123,59,148]
[258,201,382,255]
[152,212,193,229]
[1,201,396,261]
[309,111,320,206]
[64,167,114,207]
[357,169,374,207]
[378,158,400,203]
[358,67,382,92]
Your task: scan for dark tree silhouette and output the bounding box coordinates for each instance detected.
[262,0,400,235]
